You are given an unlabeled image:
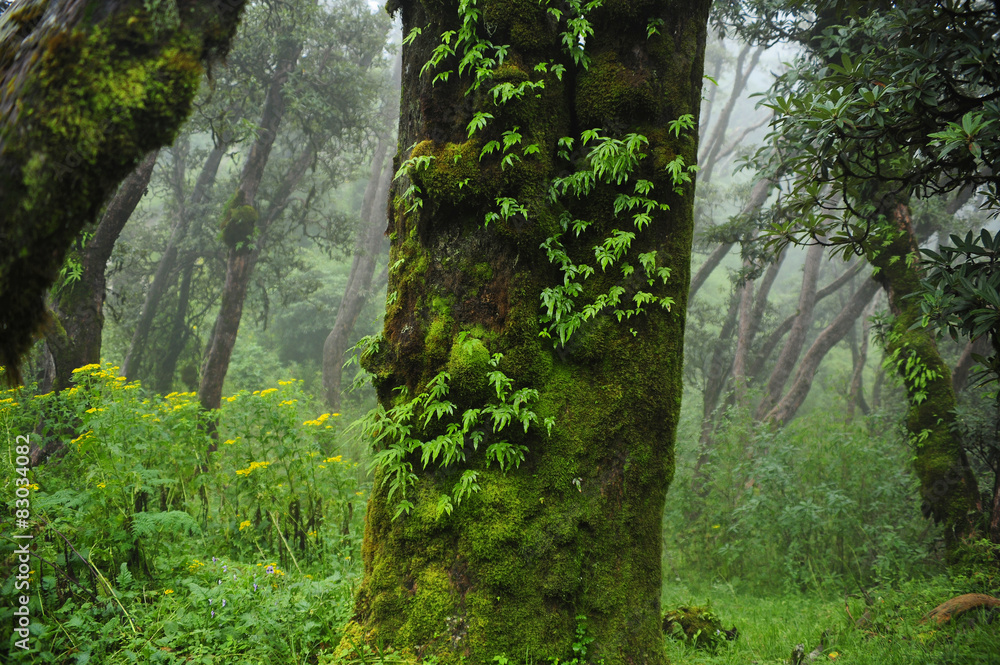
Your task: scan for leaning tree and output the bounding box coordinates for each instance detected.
[340,0,711,662]
[0,0,246,382]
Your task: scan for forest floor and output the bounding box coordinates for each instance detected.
[660,579,1000,665]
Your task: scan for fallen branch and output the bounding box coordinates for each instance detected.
[923,593,1000,624]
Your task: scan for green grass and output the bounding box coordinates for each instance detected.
[661,579,1000,665]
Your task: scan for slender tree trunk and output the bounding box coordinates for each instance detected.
[348,0,710,661]
[122,143,228,380]
[765,277,880,426]
[153,255,197,393]
[698,44,765,183]
[747,258,862,383]
[846,297,876,420]
[755,243,825,419]
[45,151,158,391]
[688,176,774,300]
[323,151,392,409]
[197,40,302,412]
[870,201,979,544]
[322,58,400,410]
[0,0,246,382]
[952,336,991,394]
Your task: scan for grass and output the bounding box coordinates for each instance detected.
[661,579,1000,665]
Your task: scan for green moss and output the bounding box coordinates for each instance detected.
[411,139,484,207]
[576,50,658,128]
[220,197,259,248]
[0,1,231,379]
[662,605,736,649]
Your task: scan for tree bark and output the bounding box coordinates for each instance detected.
[755,242,825,419]
[0,0,246,382]
[45,150,158,391]
[952,336,991,394]
[347,0,710,661]
[764,276,880,426]
[870,201,979,543]
[197,39,302,412]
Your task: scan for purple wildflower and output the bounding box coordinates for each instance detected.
[265,565,275,574]
[212,557,217,563]
[222,565,227,572]
[211,610,215,618]
[222,599,226,607]
[253,583,258,592]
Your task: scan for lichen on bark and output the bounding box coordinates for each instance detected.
[345,0,711,662]
[0,0,246,381]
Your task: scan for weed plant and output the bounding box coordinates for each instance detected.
[0,364,366,663]
[665,404,939,594]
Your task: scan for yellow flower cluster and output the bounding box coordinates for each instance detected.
[303,412,340,426]
[223,438,239,446]
[279,399,297,407]
[71,431,93,449]
[235,460,271,477]
[278,380,297,386]
[239,520,252,531]
[322,456,343,464]
[188,559,205,572]
[255,388,278,397]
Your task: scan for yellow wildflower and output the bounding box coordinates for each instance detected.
[164,589,174,595]
[279,399,297,406]
[235,460,271,477]
[97,482,106,489]
[260,388,278,396]
[829,653,839,660]
[239,520,252,531]
[223,439,238,446]
[72,364,101,374]
[278,380,296,386]
[322,456,343,464]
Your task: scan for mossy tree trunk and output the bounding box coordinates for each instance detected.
[870,201,980,544]
[348,1,710,663]
[44,150,158,392]
[0,0,245,381]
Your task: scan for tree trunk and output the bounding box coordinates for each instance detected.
[153,255,197,393]
[870,201,979,543]
[755,242,825,419]
[0,0,245,382]
[688,176,774,300]
[45,150,158,391]
[764,276,880,426]
[322,57,400,410]
[698,44,765,183]
[747,258,862,382]
[323,148,392,409]
[197,39,302,412]
[346,1,710,662]
[846,297,876,420]
[122,141,228,380]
